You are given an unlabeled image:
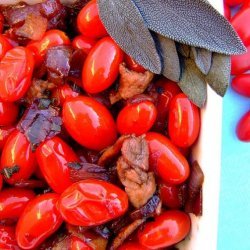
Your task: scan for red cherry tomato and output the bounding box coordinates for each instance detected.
[0,126,15,151]
[71,236,93,250]
[51,84,80,106]
[0,175,2,191]
[124,54,146,73]
[63,96,117,151]
[0,130,37,185]
[146,132,190,184]
[231,45,250,75]
[0,34,12,61]
[231,6,250,46]
[27,29,70,67]
[117,100,157,136]
[232,74,250,97]
[0,13,3,34]
[118,242,149,250]
[0,101,19,126]
[154,78,182,132]
[59,179,128,227]
[0,188,35,221]
[224,2,231,20]
[0,226,20,249]
[77,0,108,39]
[225,0,244,7]
[16,193,63,249]
[0,47,34,102]
[236,110,250,141]
[36,136,79,193]
[82,37,124,94]
[159,180,182,209]
[72,35,97,54]
[168,93,200,147]
[138,211,191,249]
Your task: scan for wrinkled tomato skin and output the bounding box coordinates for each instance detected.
[16,193,63,250]
[0,101,19,126]
[51,84,80,106]
[82,37,124,94]
[118,242,149,250]
[0,130,37,185]
[59,179,128,227]
[63,96,117,151]
[0,35,12,61]
[71,236,93,250]
[224,2,231,20]
[124,54,146,73]
[159,180,182,209]
[146,132,190,184]
[77,0,108,39]
[231,7,250,46]
[168,93,200,148]
[225,0,244,6]
[27,29,70,66]
[0,126,15,151]
[154,78,182,132]
[0,226,20,250]
[231,45,250,75]
[232,74,250,97]
[117,101,157,136]
[36,136,79,193]
[236,111,250,141]
[138,211,191,249]
[0,47,34,102]
[72,35,96,54]
[0,188,35,221]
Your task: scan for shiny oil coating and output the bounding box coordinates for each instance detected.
[63,96,117,151]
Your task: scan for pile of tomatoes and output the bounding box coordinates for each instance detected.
[224,0,250,141]
[0,0,202,249]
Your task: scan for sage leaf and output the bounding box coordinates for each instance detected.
[97,0,162,74]
[178,58,207,107]
[205,53,231,96]
[191,47,212,75]
[176,43,191,58]
[157,34,180,82]
[133,0,246,55]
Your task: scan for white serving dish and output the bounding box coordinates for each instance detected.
[177,1,223,249]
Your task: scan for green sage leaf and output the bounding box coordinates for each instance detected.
[178,58,207,107]
[157,34,181,82]
[205,53,231,96]
[191,47,212,75]
[133,0,246,55]
[98,0,162,74]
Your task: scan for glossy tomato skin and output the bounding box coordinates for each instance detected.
[117,101,157,136]
[224,2,231,20]
[118,242,149,250]
[168,93,200,148]
[59,179,128,227]
[0,226,20,250]
[16,193,63,250]
[77,0,108,39]
[0,188,35,221]
[146,132,190,184]
[36,136,78,193]
[27,29,70,66]
[63,96,117,151]
[231,45,250,75]
[0,130,37,185]
[0,101,19,126]
[0,34,12,61]
[0,13,3,34]
[236,111,250,141]
[124,54,146,73]
[138,211,191,249]
[0,126,15,151]
[51,84,80,106]
[225,0,244,6]
[71,236,93,250]
[82,37,124,94]
[72,35,96,54]
[232,74,250,97]
[0,47,34,102]
[153,78,181,132]
[231,7,250,46]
